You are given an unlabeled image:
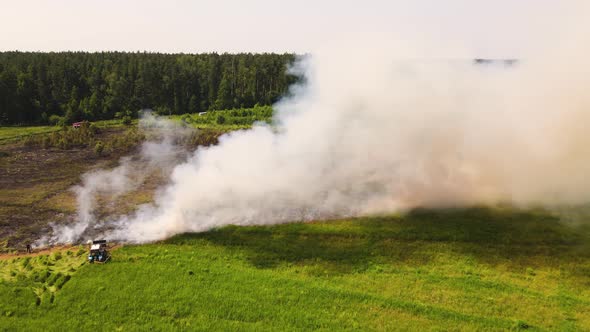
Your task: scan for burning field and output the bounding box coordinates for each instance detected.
[0,123,225,250]
[40,47,590,245]
[2,2,590,329]
[2,54,590,328]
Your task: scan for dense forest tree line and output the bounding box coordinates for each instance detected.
[0,52,298,125]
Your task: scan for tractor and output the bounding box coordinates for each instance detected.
[88,240,111,264]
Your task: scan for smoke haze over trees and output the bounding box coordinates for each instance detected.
[0,52,297,125]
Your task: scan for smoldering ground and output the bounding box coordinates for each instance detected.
[40,113,196,244]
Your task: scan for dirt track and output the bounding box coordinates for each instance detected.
[0,244,123,260]
[0,245,78,260]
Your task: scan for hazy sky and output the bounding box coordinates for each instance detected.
[0,0,580,56]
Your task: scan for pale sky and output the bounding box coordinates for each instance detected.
[0,0,581,56]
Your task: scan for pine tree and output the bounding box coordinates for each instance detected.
[188,94,199,113]
[214,72,232,110]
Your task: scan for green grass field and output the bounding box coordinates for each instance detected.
[1,207,589,331]
[0,106,268,145]
[0,119,137,145]
[0,126,61,142]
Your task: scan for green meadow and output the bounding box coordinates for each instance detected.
[1,207,589,331]
[0,126,61,143]
[0,119,139,145]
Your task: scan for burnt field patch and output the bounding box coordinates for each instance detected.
[0,125,225,251]
[0,128,131,249]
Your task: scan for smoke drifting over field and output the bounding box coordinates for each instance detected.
[50,4,590,243]
[46,114,193,244]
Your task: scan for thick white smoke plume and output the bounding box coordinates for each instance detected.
[51,4,590,243]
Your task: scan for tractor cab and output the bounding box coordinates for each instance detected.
[88,240,110,263]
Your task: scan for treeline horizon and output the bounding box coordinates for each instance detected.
[0,51,299,125]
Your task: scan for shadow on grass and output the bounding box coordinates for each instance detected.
[165,206,590,275]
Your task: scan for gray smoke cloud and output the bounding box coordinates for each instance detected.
[49,2,590,243]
